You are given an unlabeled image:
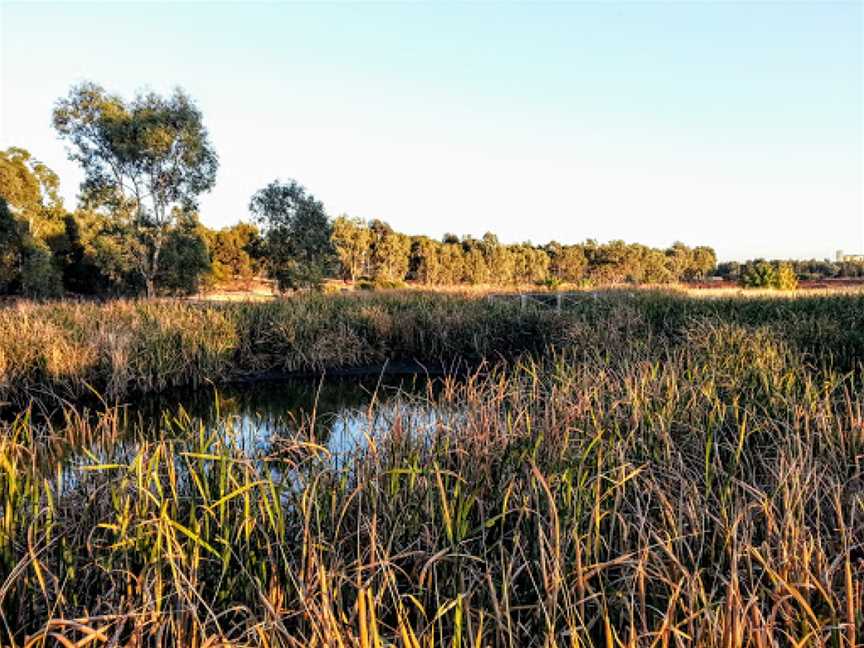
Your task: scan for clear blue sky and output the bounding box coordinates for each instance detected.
[1,1,861,261]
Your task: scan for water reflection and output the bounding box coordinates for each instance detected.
[122,374,443,458]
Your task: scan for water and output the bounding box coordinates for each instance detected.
[156,375,438,445]
[34,375,446,468]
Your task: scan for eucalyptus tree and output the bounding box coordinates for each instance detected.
[53,82,218,297]
[0,147,65,240]
[545,241,587,283]
[0,149,66,296]
[368,220,410,283]
[250,179,336,291]
[331,215,372,282]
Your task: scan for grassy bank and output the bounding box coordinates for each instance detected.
[0,291,862,645]
[2,290,864,404]
[0,293,569,404]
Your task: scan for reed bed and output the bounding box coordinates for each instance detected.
[0,292,862,646]
[2,290,864,403]
[0,293,573,404]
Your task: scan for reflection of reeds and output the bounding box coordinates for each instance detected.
[1,306,862,646]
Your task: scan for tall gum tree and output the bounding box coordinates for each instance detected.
[0,147,65,239]
[53,82,218,297]
[250,179,336,291]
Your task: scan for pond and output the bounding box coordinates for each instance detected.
[136,374,446,454]
[23,374,456,479]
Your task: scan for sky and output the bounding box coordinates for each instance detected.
[1,1,861,262]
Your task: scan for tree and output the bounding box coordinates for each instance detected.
[331,215,371,282]
[64,208,144,294]
[53,82,218,297]
[461,238,490,284]
[0,147,65,241]
[0,198,24,292]
[206,222,263,286]
[664,241,693,281]
[250,179,335,291]
[774,262,798,290]
[716,261,741,281]
[585,240,629,284]
[409,236,443,285]
[689,246,717,280]
[438,238,465,285]
[740,260,777,288]
[156,211,212,295]
[0,196,63,297]
[0,147,67,296]
[369,220,410,283]
[638,246,674,284]
[56,213,105,294]
[546,242,587,283]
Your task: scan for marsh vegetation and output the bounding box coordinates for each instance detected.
[0,291,862,646]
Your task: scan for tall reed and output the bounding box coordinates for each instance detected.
[1,290,864,404]
[1,302,861,646]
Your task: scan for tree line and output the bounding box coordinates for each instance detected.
[330,217,717,288]
[2,81,853,298]
[0,139,719,297]
[718,259,864,282]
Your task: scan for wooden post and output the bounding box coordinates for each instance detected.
[555,293,562,313]
[520,294,527,311]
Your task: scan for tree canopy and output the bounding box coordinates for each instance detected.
[53,82,218,296]
[250,179,336,291]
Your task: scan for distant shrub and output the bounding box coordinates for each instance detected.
[774,262,799,290]
[740,260,776,289]
[540,277,562,291]
[372,278,405,290]
[740,260,798,291]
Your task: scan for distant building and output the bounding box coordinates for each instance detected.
[836,250,864,263]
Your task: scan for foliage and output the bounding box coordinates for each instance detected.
[5,132,721,295]
[0,197,63,298]
[334,220,715,287]
[0,198,24,293]
[724,257,864,282]
[368,219,410,282]
[205,221,263,286]
[739,259,798,290]
[20,239,63,298]
[775,261,799,290]
[54,212,119,294]
[546,240,587,282]
[331,214,371,281]
[250,179,336,291]
[155,211,212,295]
[0,149,66,297]
[740,259,777,288]
[53,82,218,296]
[0,147,65,241]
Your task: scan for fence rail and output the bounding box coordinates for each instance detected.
[486,291,599,312]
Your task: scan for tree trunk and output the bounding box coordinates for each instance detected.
[144,231,164,299]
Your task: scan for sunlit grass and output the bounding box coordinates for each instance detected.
[0,291,862,646]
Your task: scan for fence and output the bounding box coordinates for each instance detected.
[486,291,599,312]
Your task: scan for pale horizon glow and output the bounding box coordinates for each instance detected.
[1,1,862,262]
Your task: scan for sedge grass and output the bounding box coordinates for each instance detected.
[1,289,864,404]
[0,292,862,646]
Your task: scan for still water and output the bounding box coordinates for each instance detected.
[46,375,451,472]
